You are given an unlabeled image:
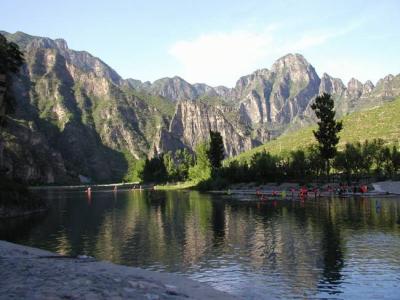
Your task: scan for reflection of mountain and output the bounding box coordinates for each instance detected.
[3,192,400,298]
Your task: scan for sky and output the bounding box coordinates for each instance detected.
[1,0,400,87]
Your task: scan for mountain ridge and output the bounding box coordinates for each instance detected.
[0,30,399,184]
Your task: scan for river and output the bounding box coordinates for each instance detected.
[1,189,400,299]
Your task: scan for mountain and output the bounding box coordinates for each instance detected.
[0,31,260,183]
[232,96,400,163]
[0,30,399,184]
[0,31,172,183]
[154,100,265,157]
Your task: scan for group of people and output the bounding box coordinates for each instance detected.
[254,183,370,201]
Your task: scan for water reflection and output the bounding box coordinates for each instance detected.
[1,190,400,299]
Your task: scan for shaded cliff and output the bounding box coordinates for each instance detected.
[1,31,172,183]
[1,30,399,184]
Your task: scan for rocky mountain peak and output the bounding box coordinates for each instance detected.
[233,68,271,94]
[54,39,68,50]
[319,73,345,95]
[346,78,363,98]
[272,53,310,73]
[384,74,395,82]
[2,30,400,184]
[363,80,375,95]
[149,76,198,101]
[271,53,319,92]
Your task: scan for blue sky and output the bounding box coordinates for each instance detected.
[2,0,399,86]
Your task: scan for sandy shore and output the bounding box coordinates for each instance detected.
[0,240,236,300]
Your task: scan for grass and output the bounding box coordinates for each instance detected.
[232,97,400,163]
[154,181,197,190]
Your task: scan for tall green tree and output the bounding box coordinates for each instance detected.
[0,33,24,122]
[207,130,225,170]
[175,148,194,181]
[390,145,400,178]
[311,93,343,176]
[141,155,167,183]
[249,151,278,182]
[163,151,178,181]
[333,143,362,183]
[189,142,212,182]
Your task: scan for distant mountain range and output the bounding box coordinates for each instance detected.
[0,30,399,184]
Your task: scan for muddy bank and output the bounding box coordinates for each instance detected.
[0,240,235,300]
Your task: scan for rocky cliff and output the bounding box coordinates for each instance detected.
[1,30,399,184]
[154,100,265,157]
[1,31,173,183]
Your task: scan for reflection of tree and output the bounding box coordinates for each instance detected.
[320,206,344,285]
[6,191,400,298]
[182,191,213,267]
[211,200,225,245]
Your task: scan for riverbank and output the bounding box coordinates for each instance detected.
[154,181,197,190]
[209,181,400,199]
[0,240,235,299]
[29,181,140,191]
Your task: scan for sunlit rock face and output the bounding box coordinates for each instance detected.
[158,100,265,157]
[1,30,399,183]
[234,54,320,126]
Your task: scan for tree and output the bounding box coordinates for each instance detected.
[175,148,194,181]
[360,139,379,176]
[306,145,325,177]
[207,130,225,170]
[311,93,342,177]
[141,155,167,183]
[0,33,24,122]
[163,151,178,181]
[391,145,400,178]
[333,143,362,183]
[189,142,212,182]
[289,150,308,180]
[249,151,278,182]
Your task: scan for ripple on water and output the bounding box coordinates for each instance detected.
[2,192,400,299]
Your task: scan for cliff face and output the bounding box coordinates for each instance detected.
[156,100,265,157]
[1,30,400,184]
[234,54,321,130]
[1,31,171,183]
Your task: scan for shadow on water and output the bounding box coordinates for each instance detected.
[1,190,400,299]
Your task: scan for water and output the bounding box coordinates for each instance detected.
[1,190,400,299]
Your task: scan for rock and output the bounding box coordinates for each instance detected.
[157,100,259,157]
[1,31,400,185]
[145,293,160,300]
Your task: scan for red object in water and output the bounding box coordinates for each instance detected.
[360,185,368,193]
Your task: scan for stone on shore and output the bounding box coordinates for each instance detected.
[0,240,236,299]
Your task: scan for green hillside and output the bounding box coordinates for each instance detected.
[233,97,400,162]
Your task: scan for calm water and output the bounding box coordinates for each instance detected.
[1,190,400,299]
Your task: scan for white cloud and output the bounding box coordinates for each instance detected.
[169,29,275,86]
[169,24,358,87]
